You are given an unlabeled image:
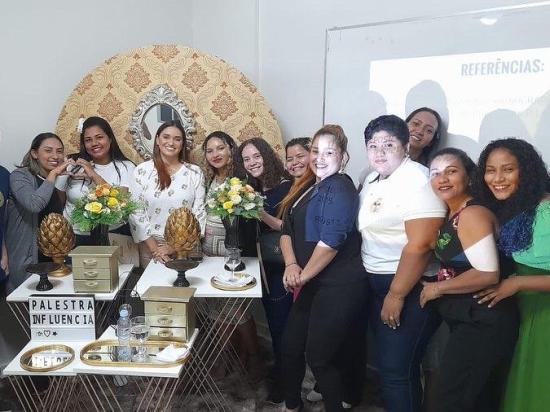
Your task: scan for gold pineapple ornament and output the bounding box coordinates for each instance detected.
[38,213,75,277]
[164,208,201,287]
[164,207,200,259]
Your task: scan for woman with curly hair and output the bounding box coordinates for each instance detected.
[238,137,292,402]
[475,138,550,412]
[201,131,262,380]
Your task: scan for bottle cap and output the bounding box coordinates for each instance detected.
[120,309,129,317]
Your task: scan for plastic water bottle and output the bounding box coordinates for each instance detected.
[117,308,131,362]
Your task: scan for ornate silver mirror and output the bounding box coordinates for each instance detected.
[129,84,196,159]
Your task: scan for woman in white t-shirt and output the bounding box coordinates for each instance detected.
[129,121,206,266]
[60,116,135,246]
[357,115,446,412]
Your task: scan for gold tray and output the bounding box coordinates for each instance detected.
[20,344,75,372]
[210,274,257,291]
[80,339,190,368]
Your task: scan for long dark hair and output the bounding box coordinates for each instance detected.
[77,116,132,179]
[18,132,64,176]
[476,138,550,254]
[202,131,246,184]
[153,121,187,191]
[237,138,285,190]
[406,107,443,166]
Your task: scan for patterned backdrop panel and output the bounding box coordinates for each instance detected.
[55,45,283,165]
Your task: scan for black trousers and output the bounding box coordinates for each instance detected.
[434,295,519,412]
[281,279,368,411]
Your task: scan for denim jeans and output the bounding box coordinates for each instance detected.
[368,273,440,412]
[262,263,293,381]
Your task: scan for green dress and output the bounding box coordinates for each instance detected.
[503,201,550,412]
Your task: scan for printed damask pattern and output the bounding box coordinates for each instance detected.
[125,63,151,93]
[55,45,283,165]
[182,62,209,93]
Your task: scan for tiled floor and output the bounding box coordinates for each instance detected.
[0,365,385,411]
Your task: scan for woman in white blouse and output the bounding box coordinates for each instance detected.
[130,121,206,266]
[59,116,135,245]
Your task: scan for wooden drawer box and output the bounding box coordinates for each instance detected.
[149,326,190,341]
[144,301,189,316]
[73,279,113,293]
[147,314,188,328]
[141,287,196,343]
[69,246,120,293]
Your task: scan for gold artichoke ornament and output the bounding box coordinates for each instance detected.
[164,207,201,287]
[38,213,75,277]
[164,207,200,259]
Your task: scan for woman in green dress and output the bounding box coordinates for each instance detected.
[475,138,550,412]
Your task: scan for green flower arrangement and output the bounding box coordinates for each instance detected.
[71,183,140,232]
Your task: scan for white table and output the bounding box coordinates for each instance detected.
[136,257,263,411]
[3,339,88,412]
[7,264,134,338]
[74,327,206,412]
[135,257,262,298]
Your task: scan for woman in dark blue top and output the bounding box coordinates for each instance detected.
[280,125,367,412]
[238,137,292,402]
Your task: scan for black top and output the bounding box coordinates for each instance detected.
[283,174,366,286]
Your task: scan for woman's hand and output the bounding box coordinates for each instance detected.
[420,282,442,308]
[152,244,175,263]
[381,292,404,329]
[46,159,73,182]
[283,263,302,291]
[474,277,519,307]
[1,254,9,276]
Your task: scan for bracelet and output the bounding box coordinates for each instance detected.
[285,262,297,268]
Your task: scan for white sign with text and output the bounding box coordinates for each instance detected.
[29,295,96,341]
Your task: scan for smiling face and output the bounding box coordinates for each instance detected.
[205,137,231,171]
[366,131,407,178]
[241,143,264,178]
[310,134,343,181]
[156,126,184,161]
[408,111,438,155]
[286,144,310,178]
[31,137,64,175]
[83,125,112,164]
[430,154,469,203]
[484,148,520,201]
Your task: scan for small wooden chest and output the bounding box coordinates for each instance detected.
[69,246,120,293]
[141,286,196,342]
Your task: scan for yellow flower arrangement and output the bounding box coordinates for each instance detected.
[71,183,140,232]
[206,177,263,221]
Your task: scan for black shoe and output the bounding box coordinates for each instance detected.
[266,382,284,404]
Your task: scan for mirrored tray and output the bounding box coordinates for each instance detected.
[210,274,257,291]
[80,339,190,368]
[20,344,75,372]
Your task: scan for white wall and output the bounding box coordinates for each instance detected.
[258,0,537,142]
[0,0,538,167]
[0,0,259,169]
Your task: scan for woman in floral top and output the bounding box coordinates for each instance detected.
[130,121,206,266]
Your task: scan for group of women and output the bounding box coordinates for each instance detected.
[0,107,548,412]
